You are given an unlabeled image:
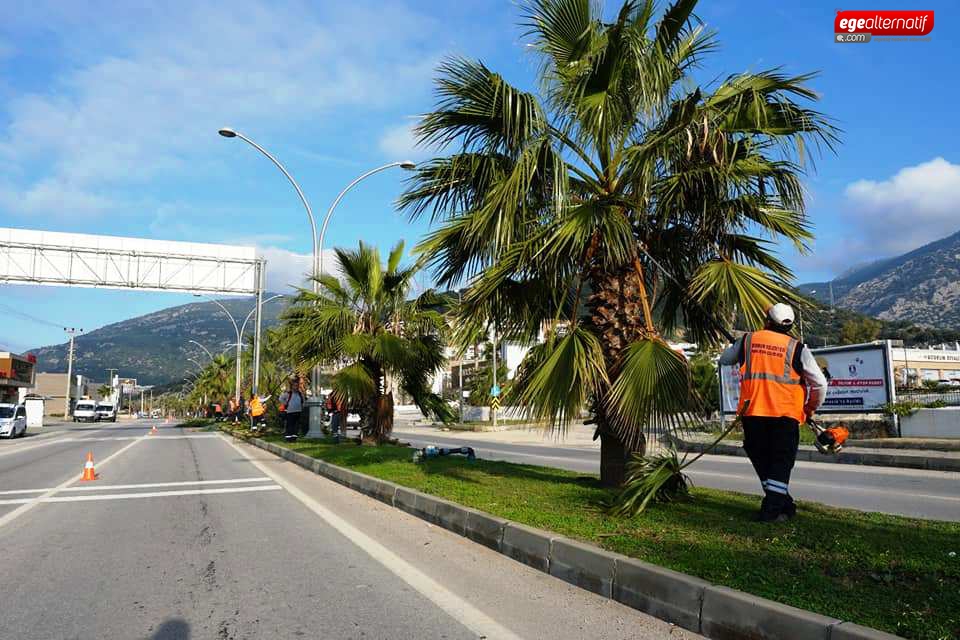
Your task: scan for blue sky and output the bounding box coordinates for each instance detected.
[1,0,958,353]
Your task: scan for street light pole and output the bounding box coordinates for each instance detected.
[309,161,416,438]
[196,295,242,403]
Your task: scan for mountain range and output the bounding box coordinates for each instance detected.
[799,228,960,329]
[28,296,284,386]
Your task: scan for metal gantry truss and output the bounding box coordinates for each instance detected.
[0,238,262,295]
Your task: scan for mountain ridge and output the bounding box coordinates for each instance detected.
[799,228,960,328]
[28,296,284,385]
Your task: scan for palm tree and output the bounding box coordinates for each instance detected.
[97,384,112,401]
[193,354,234,408]
[281,241,452,444]
[400,0,837,485]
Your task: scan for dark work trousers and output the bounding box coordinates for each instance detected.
[283,411,301,440]
[742,416,800,514]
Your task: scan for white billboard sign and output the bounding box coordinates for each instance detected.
[720,341,895,414]
[0,227,260,294]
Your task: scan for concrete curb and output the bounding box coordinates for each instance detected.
[669,436,960,473]
[244,436,905,640]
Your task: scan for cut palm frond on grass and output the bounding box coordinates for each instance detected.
[610,403,747,516]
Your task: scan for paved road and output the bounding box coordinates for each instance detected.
[394,426,960,522]
[0,421,700,639]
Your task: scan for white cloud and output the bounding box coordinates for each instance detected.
[0,0,442,220]
[259,246,339,293]
[842,157,960,256]
[378,120,441,161]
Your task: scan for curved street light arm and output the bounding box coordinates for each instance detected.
[239,294,285,340]
[231,132,318,282]
[318,161,412,277]
[188,340,215,361]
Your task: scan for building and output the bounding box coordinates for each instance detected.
[33,372,100,416]
[0,352,36,404]
[890,345,960,385]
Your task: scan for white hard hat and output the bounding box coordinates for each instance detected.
[767,303,795,327]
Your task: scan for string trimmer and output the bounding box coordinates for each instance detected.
[807,418,849,455]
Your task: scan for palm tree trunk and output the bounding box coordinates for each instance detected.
[587,261,654,486]
[375,392,394,444]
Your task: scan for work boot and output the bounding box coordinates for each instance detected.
[782,500,797,519]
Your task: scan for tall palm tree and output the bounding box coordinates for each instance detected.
[96,384,112,401]
[400,0,838,485]
[281,241,452,444]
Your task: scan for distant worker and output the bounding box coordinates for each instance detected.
[720,303,827,522]
[278,377,304,442]
[248,392,269,432]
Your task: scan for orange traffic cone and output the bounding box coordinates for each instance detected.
[81,452,97,481]
[150,424,158,435]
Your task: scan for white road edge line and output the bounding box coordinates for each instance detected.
[0,435,145,531]
[0,476,274,496]
[220,435,524,640]
[0,485,282,505]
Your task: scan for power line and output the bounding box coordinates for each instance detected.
[0,302,66,330]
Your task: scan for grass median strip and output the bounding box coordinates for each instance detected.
[258,434,957,639]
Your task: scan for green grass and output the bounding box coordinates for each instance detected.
[261,435,958,639]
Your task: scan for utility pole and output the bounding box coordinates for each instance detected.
[829,281,835,307]
[105,368,118,404]
[63,328,81,418]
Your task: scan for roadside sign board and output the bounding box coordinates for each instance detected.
[491,384,501,397]
[720,340,895,414]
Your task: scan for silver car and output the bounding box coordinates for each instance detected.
[0,404,27,438]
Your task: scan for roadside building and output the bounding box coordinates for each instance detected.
[33,372,98,416]
[890,344,960,385]
[0,352,36,404]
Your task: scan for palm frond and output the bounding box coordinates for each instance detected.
[508,326,608,431]
[605,337,700,450]
[689,259,802,329]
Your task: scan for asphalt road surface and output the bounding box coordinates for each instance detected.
[0,421,702,640]
[393,427,960,522]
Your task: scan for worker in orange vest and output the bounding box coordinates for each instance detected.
[720,303,827,522]
[248,393,269,432]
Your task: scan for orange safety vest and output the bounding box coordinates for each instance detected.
[250,396,265,417]
[737,329,806,423]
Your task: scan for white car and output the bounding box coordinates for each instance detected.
[96,402,117,422]
[0,404,27,438]
[73,401,99,423]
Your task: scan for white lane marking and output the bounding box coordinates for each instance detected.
[0,476,273,496]
[221,435,524,640]
[0,435,145,531]
[0,484,282,505]
[0,433,77,458]
[74,434,221,442]
[687,469,960,502]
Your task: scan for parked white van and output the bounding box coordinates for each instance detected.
[73,400,99,423]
